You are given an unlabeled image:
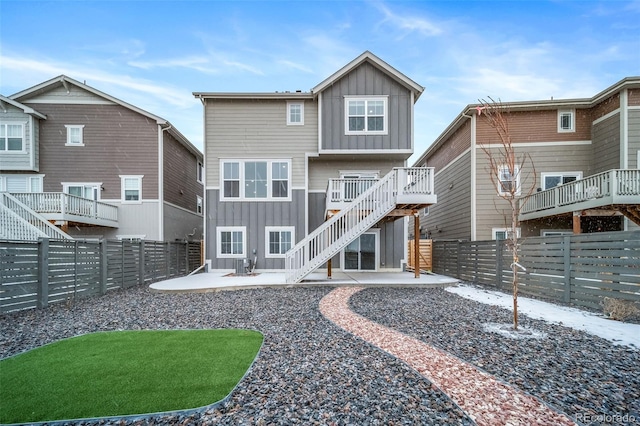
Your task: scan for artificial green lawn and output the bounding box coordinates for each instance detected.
[0,329,263,424]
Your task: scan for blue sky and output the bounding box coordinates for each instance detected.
[1,0,639,162]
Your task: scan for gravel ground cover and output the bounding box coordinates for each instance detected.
[349,286,640,425]
[1,286,473,426]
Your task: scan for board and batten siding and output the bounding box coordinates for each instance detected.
[163,132,202,212]
[591,113,621,173]
[319,62,412,151]
[308,158,401,192]
[628,109,640,169]
[474,142,592,240]
[24,102,160,201]
[206,189,305,270]
[422,151,472,240]
[204,99,317,189]
[0,107,37,171]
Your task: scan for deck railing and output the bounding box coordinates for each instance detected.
[0,192,71,240]
[520,169,640,217]
[12,192,118,224]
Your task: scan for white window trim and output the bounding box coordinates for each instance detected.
[62,182,103,200]
[196,195,203,215]
[492,228,521,240]
[344,96,388,136]
[197,161,204,184]
[540,172,583,190]
[219,159,292,201]
[116,234,146,241]
[217,226,246,258]
[497,165,521,196]
[119,175,143,204]
[65,125,85,146]
[286,101,304,126]
[265,226,295,258]
[0,122,26,153]
[557,109,575,133]
[0,174,44,192]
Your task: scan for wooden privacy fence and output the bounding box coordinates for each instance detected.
[0,239,202,314]
[432,231,640,310]
[407,239,433,272]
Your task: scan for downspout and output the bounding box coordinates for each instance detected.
[159,124,172,241]
[197,95,209,269]
[462,111,477,241]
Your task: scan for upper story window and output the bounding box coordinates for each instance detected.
[63,183,101,200]
[345,97,388,135]
[221,159,290,201]
[557,110,575,133]
[0,123,24,151]
[287,102,304,125]
[497,165,521,196]
[120,175,143,203]
[541,172,581,190]
[197,161,204,184]
[65,125,85,146]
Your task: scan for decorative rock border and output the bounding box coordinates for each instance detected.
[319,286,577,426]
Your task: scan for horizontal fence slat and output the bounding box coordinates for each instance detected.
[1,238,201,314]
[432,230,640,312]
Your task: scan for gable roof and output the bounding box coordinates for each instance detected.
[312,51,424,101]
[0,95,47,119]
[10,75,202,159]
[413,75,640,167]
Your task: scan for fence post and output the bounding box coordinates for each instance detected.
[37,238,49,309]
[456,240,461,279]
[99,239,107,295]
[563,235,571,303]
[139,241,146,286]
[496,240,503,289]
[185,242,189,274]
[165,242,170,279]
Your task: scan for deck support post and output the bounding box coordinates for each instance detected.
[573,211,582,234]
[414,211,420,278]
[327,258,332,279]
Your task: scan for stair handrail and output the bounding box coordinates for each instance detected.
[0,203,50,240]
[285,168,406,283]
[0,192,72,240]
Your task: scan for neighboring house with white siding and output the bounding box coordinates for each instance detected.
[0,75,203,242]
[412,77,640,241]
[194,51,437,282]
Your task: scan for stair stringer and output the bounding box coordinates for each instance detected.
[285,170,399,283]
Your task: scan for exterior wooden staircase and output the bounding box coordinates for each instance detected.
[0,192,72,240]
[284,167,436,284]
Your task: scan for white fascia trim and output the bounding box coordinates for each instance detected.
[319,149,413,154]
[476,140,592,149]
[164,200,200,216]
[592,108,620,125]
[308,189,326,194]
[20,99,115,105]
[158,125,165,241]
[317,92,323,153]
[470,114,477,241]
[620,89,628,168]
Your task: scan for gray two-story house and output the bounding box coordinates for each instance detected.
[195,51,437,283]
[1,75,203,242]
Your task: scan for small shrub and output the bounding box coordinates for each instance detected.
[602,297,640,322]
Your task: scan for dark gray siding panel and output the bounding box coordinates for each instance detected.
[379,220,404,269]
[308,192,326,232]
[423,152,472,240]
[592,114,620,173]
[163,203,203,243]
[320,62,412,151]
[629,110,640,168]
[206,189,305,270]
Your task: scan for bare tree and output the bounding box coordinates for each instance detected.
[477,98,537,330]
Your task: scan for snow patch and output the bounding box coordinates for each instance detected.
[482,322,547,339]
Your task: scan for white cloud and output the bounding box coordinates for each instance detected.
[277,60,314,74]
[375,2,443,39]
[129,56,217,74]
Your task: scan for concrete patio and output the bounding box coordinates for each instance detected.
[149,270,458,293]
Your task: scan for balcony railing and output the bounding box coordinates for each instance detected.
[11,192,119,227]
[519,169,640,221]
